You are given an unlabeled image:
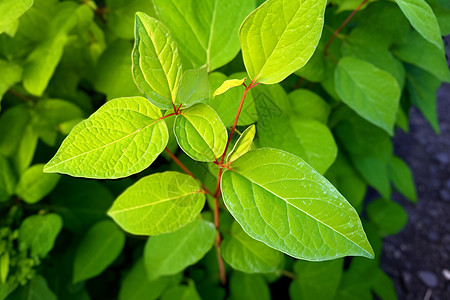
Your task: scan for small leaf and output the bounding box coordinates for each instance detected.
[44,97,168,179]
[335,57,401,135]
[227,125,256,164]
[161,282,201,300]
[213,78,245,98]
[73,220,125,283]
[19,213,63,258]
[0,60,22,108]
[389,156,417,202]
[394,0,444,51]
[221,222,284,273]
[0,0,34,34]
[0,155,17,202]
[221,148,374,260]
[0,253,9,284]
[132,13,182,109]
[176,68,210,108]
[240,0,327,84]
[144,219,216,280]
[15,164,60,204]
[229,272,271,300]
[108,171,205,236]
[174,103,227,162]
[367,199,408,236]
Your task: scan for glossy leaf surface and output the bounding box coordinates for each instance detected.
[108,172,205,236]
[221,148,374,260]
[44,97,168,179]
[240,0,326,84]
[213,78,246,97]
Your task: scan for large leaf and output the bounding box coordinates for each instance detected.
[108,172,206,236]
[174,103,227,162]
[221,222,284,273]
[15,164,60,204]
[335,57,401,135]
[221,148,374,260]
[394,0,444,51]
[0,0,34,35]
[153,0,254,71]
[240,0,326,84]
[18,214,63,258]
[44,97,168,179]
[289,259,343,300]
[132,13,182,109]
[73,220,125,283]
[144,219,216,280]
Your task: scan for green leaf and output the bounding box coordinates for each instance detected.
[174,103,227,162]
[389,156,417,202]
[18,213,63,258]
[119,259,181,300]
[394,0,444,51]
[50,178,114,233]
[11,124,38,174]
[240,0,326,84]
[153,0,255,71]
[0,0,34,35]
[132,13,182,109]
[221,148,374,260]
[294,49,325,82]
[0,105,31,157]
[106,0,155,39]
[367,199,408,236]
[0,253,8,284]
[176,68,210,108]
[161,282,201,300]
[8,275,56,300]
[0,155,17,202]
[393,30,450,82]
[73,220,125,283]
[213,78,246,98]
[44,97,168,179]
[144,219,216,280]
[221,222,284,273]
[289,259,343,300]
[209,72,257,127]
[108,171,206,236]
[406,64,441,133]
[229,272,270,300]
[15,164,60,204]
[0,60,22,107]
[227,125,256,164]
[288,89,330,124]
[335,57,401,135]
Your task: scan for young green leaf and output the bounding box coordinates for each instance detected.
[153,0,255,71]
[221,148,374,261]
[176,68,210,108]
[15,164,60,204]
[44,97,168,179]
[108,172,205,236]
[335,57,401,135]
[174,103,227,162]
[227,125,255,164]
[389,156,417,202]
[73,220,125,283]
[0,0,34,35]
[144,219,216,280]
[394,0,444,52]
[18,213,63,258]
[0,253,9,284]
[132,13,182,109]
[240,0,326,84]
[221,222,284,273]
[213,78,246,98]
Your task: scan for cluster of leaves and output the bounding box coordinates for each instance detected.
[0,0,448,299]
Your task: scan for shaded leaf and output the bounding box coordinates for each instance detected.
[367,199,408,236]
[389,156,417,202]
[15,164,60,204]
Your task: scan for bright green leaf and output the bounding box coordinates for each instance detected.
[221,222,284,273]
[213,78,245,98]
[174,103,227,162]
[0,253,8,284]
[0,0,34,35]
[367,199,408,236]
[394,0,444,51]
[44,97,168,179]
[240,0,326,84]
[73,220,125,283]
[289,259,343,300]
[144,219,216,280]
[389,156,417,202]
[227,125,256,164]
[108,171,206,236]
[176,68,210,108]
[288,89,330,124]
[154,0,255,71]
[19,213,63,258]
[335,57,401,135]
[294,49,325,82]
[222,148,374,260]
[229,272,270,300]
[15,164,60,204]
[132,13,182,109]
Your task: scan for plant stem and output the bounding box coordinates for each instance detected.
[324,0,369,56]
[282,270,297,280]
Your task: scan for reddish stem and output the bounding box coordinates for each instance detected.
[324,0,369,56]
